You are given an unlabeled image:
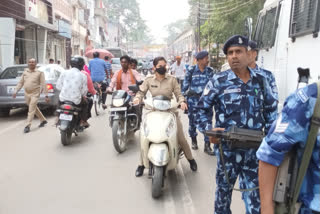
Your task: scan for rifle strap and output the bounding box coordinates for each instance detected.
[218,144,259,192]
[289,81,320,213]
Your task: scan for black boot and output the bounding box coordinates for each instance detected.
[135,165,145,177]
[204,141,215,156]
[191,136,198,150]
[188,159,198,172]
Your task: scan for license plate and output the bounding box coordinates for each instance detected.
[110,107,127,112]
[59,114,73,121]
[7,86,24,94]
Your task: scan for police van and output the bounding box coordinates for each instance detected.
[253,0,320,109]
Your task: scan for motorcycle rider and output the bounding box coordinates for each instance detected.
[133,56,197,177]
[108,55,142,128]
[89,52,108,109]
[108,55,141,93]
[81,66,96,124]
[56,56,88,127]
[130,58,138,70]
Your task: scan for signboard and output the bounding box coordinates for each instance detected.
[28,0,38,18]
[58,20,71,39]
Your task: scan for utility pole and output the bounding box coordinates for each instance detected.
[208,0,211,65]
[198,0,200,52]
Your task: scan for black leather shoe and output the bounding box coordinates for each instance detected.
[188,159,198,172]
[24,126,30,133]
[135,165,145,177]
[204,142,215,156]
[191,137,198,150]
[39,120,48,128]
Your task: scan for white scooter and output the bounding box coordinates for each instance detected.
[140,95,180,198]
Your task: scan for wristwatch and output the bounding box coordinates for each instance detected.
[45,95,48,98]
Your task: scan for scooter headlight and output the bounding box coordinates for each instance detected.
[113,98,125,107]
[166,118,175,137]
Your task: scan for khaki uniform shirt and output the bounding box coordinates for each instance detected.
[15,69,48,95]
[135,74,185,104]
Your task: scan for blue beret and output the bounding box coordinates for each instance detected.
[196,51,209,60]
[223,35,249,55]
[248,40,258,51]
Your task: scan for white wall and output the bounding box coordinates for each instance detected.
[0,18,16,68]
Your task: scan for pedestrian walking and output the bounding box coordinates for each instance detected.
[171,56,186,89]
[13,58,49,133]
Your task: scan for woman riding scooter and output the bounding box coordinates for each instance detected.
[133,56,197,177]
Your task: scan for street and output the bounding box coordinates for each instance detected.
[0,102,245,214]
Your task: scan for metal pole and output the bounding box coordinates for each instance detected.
[198,0,200,52]
[208,0,211,65]
[35,26,39,62]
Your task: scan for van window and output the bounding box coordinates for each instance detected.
[254,5,280,49]
[289,0,320,38]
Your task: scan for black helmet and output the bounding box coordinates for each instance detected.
[93,52,99,58]
[70,56,85,70]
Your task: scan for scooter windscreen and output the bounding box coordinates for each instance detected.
[152,96,171,111]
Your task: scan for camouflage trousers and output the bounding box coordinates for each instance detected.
[187,97,212,142]
[214,147,260,214]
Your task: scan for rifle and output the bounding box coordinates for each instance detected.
[183,89,202,114]
[205,125,264,149]
[183,89,201,98]
[273,151,300,214]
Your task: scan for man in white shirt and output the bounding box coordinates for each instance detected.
[171,56,186,89]
[56,56,88,126]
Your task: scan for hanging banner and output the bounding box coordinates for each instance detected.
[28,0,38,18]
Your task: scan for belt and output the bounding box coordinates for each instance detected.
[312,211,320,214]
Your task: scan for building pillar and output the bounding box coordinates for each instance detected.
[0,18,16,68]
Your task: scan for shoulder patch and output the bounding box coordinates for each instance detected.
[297,89,309,103]
[274,115,289,133]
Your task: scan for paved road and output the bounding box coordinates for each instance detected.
[0,102,245,214]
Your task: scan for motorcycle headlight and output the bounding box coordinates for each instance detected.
[166,118,175,137]
[153,99,171,111]
[113,98,125,107]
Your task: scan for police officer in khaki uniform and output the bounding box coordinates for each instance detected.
[133,56,197,177]
[13,58,49,133]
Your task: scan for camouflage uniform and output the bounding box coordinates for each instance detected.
[197,68,278,214]
[254,65,278,132]
[182,64,215,142]
[257,83,320,214]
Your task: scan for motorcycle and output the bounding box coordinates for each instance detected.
[56,101,88,146]
[140,95,180,198]
[108,82,142,153]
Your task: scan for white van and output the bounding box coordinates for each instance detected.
[253,0,320,109]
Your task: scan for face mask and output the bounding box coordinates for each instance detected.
[156,67,167,75]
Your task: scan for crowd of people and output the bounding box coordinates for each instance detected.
[11,34,319,214]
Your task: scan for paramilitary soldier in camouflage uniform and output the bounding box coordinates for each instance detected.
[197,35,278,214]
[182,50,215,155]
[248,40,279,132]
[257,83,320,214]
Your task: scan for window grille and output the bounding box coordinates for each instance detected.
[254,4,281,49]
[289,0,320,38]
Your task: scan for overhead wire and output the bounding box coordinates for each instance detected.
[193,0,258,19]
